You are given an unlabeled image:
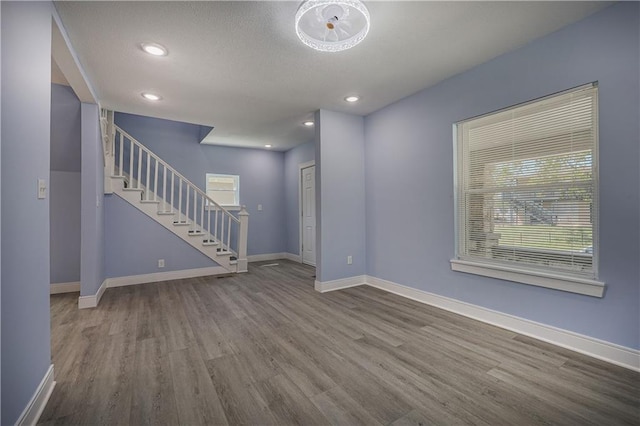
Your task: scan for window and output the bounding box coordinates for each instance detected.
[206,173,239,208]
[451,84,604,297]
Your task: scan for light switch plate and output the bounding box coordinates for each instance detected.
[37,179,47,199]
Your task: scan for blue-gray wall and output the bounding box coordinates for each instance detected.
[114,112,287,256]
[50,83,81,284]
[364,2,639,349]
[80,103,105,296]
[284,140,314,256]
[51,84,81,172]
[1,2,53,423]
[50,171,81,283]
[316,109,366,282]
[105,195,218,277]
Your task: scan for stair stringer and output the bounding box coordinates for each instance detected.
[109,176,238,273]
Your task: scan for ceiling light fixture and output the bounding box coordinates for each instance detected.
[303,121,314,127]
[295,0,370,53]
[265,144,272,148]
[344,95,360,102]
[141,92,162,101]
[141,42,168,56]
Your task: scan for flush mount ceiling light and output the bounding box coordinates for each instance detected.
[265,144,272,148]
[303,120,314,126]
[141,92,162,101]
[141,42,168,56]
[295,0,370,53]
[344,95,360,102]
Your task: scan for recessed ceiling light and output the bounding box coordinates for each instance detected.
[141,92,162,101]
[345,95,360,103]
[265,144,272,148]
[141,42,168,56]
[303,121,314,127]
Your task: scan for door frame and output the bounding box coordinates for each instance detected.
[298,160,315,265]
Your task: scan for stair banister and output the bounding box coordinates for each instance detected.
[109,122,247,266]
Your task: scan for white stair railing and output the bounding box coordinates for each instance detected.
[101,111,248,271]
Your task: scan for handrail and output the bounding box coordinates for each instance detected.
[114,125,239,224]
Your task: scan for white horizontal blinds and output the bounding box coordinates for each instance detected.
[206,174,239,206]
[457,84,597,277]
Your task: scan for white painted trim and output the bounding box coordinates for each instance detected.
[365,275,640,372]
[247,253,287,263]
[315,275,366,293]
[50,281,80,294]
[78,279,107,309]
[299,161,316,267]
[245,252,304,263]
[106,266,229,288]
[15,364,56,426]
[283,252,302,263]
[450,259,605,298]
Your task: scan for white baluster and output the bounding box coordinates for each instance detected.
[185,185,190,228]
[145,151,151,200]
[214,206,219,241]
[227,215,231,250]
[118,133,124,176]
[200,195,205,234]
[129,138,134,182]
[137,144,142,189]
[221,210,225,250]
[178,179,182,222]
[153,157,158,201]
[162,164,167,210]
[207,200,211,242]
[170,172,174,213]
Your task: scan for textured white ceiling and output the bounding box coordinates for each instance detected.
[54,1,609,151]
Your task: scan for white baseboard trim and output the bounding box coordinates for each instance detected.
[283,252,302,263]
[315,275,366,293]
[247,253,286,262]
[106,266,229,288]
[365,275,640,372]
[78,279,107,309]
[15,364,56,426]
[50,281,80,294]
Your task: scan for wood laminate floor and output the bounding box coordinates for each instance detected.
[41,260,639,425]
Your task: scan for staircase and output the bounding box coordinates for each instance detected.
[100,110,248,273]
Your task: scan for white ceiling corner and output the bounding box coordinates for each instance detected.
[53,1,611,151]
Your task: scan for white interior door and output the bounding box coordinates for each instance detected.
[301,165,316,266]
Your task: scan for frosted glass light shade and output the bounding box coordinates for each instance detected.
[295,0,370,53]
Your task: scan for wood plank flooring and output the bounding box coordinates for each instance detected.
[41,260,639,425]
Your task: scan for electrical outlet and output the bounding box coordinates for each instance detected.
[158,259,165,268]
[347,255,353,265]
[258,204,263,211]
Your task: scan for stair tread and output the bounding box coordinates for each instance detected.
[173,222,190,226]
[123,188,144,192]
[140,200,160,204]
[157,211,175,215]
[110,175,126,179]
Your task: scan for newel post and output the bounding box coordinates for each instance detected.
[103,110,115,194]
[237,205,249,272]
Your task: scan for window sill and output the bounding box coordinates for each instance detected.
[206,205,241,212]
[450,259,605,298]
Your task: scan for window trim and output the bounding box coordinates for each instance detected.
[205,173,240,209]
[451,83,605,298]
